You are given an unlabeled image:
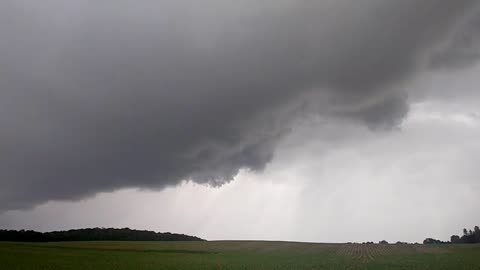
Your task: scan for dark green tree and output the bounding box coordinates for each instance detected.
[0,228,205,242]
[450,235,461,243]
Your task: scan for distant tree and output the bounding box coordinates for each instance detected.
[0,228,205,242]
[423,238,444,244]
[379,240,388,244]
[457,226,480,243]
[450,235,461,243]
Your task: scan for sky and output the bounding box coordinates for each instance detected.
[1,1,480,243]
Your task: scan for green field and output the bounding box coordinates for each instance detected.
[1,241,480,269]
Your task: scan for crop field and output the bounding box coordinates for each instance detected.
[1,241,480,269]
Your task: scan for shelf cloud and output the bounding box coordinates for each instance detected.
[1,0,479,211]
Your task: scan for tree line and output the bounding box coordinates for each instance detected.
[424,225,480,244]
[0,228,205,242]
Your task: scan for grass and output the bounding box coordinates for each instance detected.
[1,241,480,269]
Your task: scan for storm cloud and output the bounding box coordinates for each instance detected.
[1,0,479,211]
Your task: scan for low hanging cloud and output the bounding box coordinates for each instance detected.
[430,10,480,69]
[1,0,479,211]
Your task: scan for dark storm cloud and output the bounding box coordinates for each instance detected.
[430,9,480,69]
[0,0,478,211]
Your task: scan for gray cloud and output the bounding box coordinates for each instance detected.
[430,8,480,69]
[0,0,478,211]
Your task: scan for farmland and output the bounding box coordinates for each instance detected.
[1,241,480,269]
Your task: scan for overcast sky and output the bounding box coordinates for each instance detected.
[1,1,480,243]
